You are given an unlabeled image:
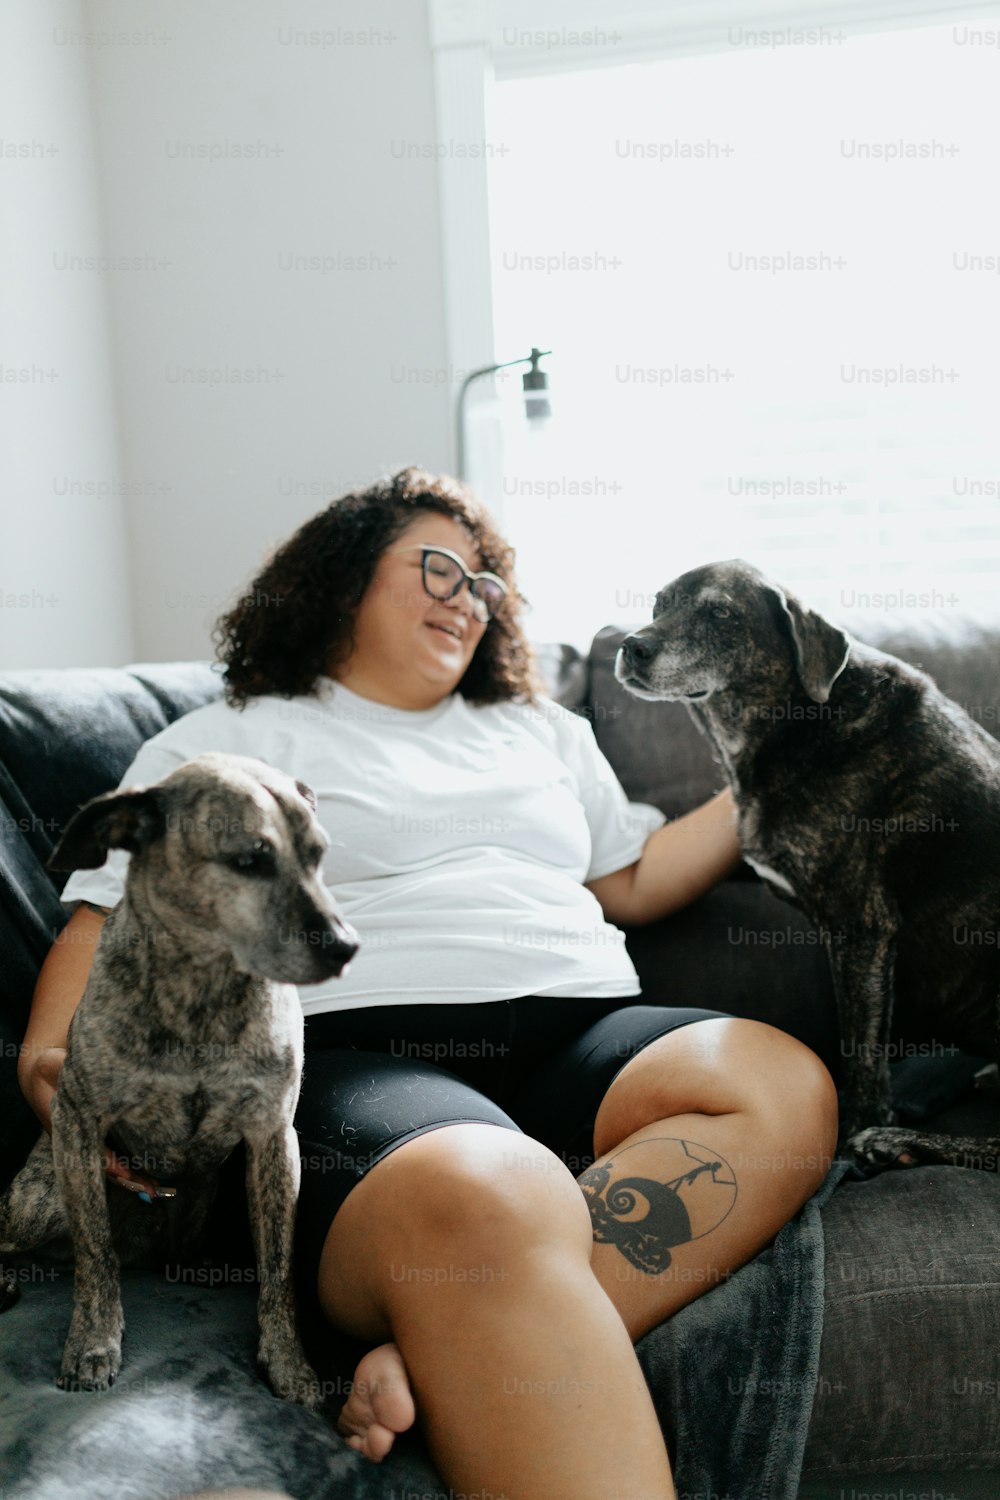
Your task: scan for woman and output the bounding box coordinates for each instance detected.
[20,468,838,1500]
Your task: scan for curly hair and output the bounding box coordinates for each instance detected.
[212,467,548,710]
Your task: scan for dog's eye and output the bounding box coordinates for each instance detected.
[711,606,732,619]
[227,839,275,875]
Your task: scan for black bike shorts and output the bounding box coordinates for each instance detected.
[266,994,732,1367]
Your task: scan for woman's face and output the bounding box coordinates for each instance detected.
[331,512,494,709]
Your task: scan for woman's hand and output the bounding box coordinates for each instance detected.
[29,1045,165,1200]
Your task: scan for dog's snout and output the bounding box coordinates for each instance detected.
[622,634,659,665]
[300,912,360,975]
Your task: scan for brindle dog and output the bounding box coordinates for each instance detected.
[0,752,359,1399]
[615,559,1000,1174]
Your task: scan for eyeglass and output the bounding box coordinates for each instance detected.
[393,544,507,623]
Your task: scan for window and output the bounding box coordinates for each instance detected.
[480,20,1000,650]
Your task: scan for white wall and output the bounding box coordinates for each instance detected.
[0,0,134,669]
[85,0,452,664]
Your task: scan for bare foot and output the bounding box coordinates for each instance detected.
[336,1341,416,1463]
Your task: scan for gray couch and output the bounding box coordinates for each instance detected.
[1,615,998,1499]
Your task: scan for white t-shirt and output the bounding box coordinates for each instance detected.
[60,677,667,1016]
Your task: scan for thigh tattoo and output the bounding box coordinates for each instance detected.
[577,1137,738,1275]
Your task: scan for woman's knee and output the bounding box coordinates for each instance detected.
[379,1121,593,1253]
[699,1019,839,1146]
[316,1121,592,1339]
[595,1016,838,1161]
[731,1024,840,1207]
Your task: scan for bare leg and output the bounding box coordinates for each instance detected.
[319,1121,676,1500]
[583,1017,839,1339]
[323,1019,838,1492]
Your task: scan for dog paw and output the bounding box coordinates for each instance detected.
[846,1126,921,1171]
[258,1345,325,1411]
[57,1303,124,1391]
[57,1338,122,1391]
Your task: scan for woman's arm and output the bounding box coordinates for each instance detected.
[585,787,743,927]
[17,904,162,1194]
[17,905,108,1128]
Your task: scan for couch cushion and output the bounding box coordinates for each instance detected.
[622,880,841,1069]
[803,1166,1000,1476]
[0,663,226,1187]
[0,663,224,1025]
[0,662,226,861]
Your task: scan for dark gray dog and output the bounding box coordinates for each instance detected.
[0,751,359,1400]
[615,559,1000,1173]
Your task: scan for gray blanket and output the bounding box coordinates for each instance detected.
[636,1156,859,1500]
[1,1164,858,1500]
[0,1263,446,1500]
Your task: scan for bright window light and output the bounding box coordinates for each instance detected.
[486,21,1000,651]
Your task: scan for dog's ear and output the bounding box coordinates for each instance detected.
[47,786,168,871]
[294,779,318,812]
[770,586,850,703]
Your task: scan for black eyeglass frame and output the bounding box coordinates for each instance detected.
[392,544,508,623]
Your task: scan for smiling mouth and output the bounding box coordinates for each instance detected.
[427,623,463,642]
